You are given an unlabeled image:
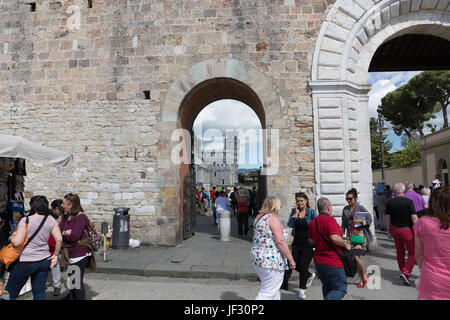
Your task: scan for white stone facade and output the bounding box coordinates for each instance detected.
[194,130,239,186]
[310,0,449,244]
[0,0,448,246]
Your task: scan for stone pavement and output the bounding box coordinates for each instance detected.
[94,211,421,296]
[96,212,259,280]
[12,211,421,300]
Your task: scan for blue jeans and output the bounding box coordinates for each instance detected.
[5,259,51,300]
[315,264,347,300]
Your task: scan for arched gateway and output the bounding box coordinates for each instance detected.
[158,58,288,244]
[0,1,448,247]
[310,0,449,246]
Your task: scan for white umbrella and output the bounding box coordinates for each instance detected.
[0,134,71,166]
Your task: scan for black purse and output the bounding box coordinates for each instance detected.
[315,219,357,278]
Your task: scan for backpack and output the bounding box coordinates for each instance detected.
[85,223,101,252]
[81,214,101,252]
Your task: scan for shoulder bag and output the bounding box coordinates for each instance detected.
[315,218,357,277]
[0,215,48,270]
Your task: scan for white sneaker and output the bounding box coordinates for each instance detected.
[298,289,306,299]
[306,272,316,288]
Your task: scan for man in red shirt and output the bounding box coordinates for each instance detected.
[308,197,351,300]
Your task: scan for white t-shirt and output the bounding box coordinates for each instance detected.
[215,197,230,212]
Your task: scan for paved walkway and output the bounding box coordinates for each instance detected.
[96,212,258,280]
[12,211,421,300]
[95,212,421,293]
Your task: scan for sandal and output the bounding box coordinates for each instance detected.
[357,273,370,288]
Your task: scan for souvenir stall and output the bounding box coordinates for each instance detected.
[0,134,71,297]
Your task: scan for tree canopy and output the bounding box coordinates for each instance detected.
[408,71,450,128]
[380,82,436,138]
[379,71,449,139]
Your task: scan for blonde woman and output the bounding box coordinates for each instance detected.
[251,197,296,300]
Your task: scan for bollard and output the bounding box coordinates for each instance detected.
[219,210,231,242]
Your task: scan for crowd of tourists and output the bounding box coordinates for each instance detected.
[0,193,96,300]
[1,181,448,301]
[250,184,449,301]
[196,185,258,238]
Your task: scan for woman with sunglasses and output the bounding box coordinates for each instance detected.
[282,192,318,299]
[342,188,373,288]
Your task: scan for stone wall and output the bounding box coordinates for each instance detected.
[0,0,334,245]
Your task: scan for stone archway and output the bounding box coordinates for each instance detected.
[309,0,450,244]
[157,58,286,245]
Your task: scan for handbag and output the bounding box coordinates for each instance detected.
[0,215,48,269]
[315,219,357,278]
[350,234,365,245]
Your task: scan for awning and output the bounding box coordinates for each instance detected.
[0,134,71,166]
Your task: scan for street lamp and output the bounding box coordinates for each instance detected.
[376,106,385,183]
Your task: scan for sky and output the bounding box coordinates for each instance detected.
[193,71,445,168]
[367,71,445,152]
[193,99,263,169]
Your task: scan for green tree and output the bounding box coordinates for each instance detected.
[370,117,393,170]
[380,83,436,138]
[390,139,421,168]
[408,71,450,128]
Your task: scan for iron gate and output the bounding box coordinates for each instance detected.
[183,135,196,240]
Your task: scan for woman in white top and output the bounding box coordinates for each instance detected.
[5,195,62,300]
[251,197,296,300]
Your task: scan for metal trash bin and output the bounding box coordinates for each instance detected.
[112,207,130,250]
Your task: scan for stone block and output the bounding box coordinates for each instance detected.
[391,2,401,19]
[318,98,341,108]
[338,0,366,20]
[320,161,344,173]
[400,0,412,14]
[319,108,341,119]
[317,66,340,80]
[320,150,344,161]
[436,0,448,9]
[321,173,345,183]
[319,129,343,140]
[318,51,341,66]
[319,119,342,129]
[411,0,422,11]
[320,183,346,194]
[330,9,356,31]
[320,37,345,54]
[324,23,350,42]
[319,139,343,151]
[421,0,439,9]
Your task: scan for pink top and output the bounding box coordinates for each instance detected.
[414,216,450,300]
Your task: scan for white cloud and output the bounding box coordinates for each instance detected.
[367,71,448,151]
[367,71,421,119]
[193,99,263,168]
